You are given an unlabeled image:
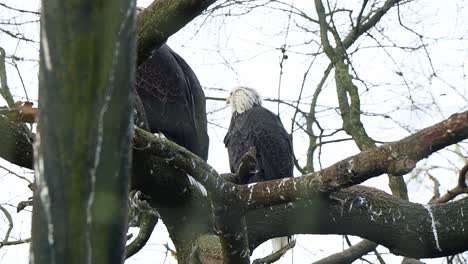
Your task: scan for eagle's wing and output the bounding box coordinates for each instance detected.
[250,107,293,181]
[224,112,254,175]
[132,86,150,131]
[167,46,209,160]
[135,44,209,160]
[225,107,293,183]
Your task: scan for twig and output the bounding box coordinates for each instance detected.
[0,28,36,43]
[0,164,32,184]
[427,172,441,201]
[0,238,31,247]
[11,61,29,102]
[0,204,13,248]
[304,63,333,172]
[430,162,468,204]
[0,3,40,15]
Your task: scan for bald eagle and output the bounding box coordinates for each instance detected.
[131,44,209,201]
[129,45,211,252]
[224,86,293,251]
[135,44,209,160]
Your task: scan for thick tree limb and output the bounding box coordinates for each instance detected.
[132,111,468,211]
[131,111,468,259]
[1,108,467,212]
[247,185,468,258]
[136,0,217,65]
[0,115,33,169]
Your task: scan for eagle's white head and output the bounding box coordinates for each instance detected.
[227,86,262,114]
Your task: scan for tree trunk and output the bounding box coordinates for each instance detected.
[31,1,136,263]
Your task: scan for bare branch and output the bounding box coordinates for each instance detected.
[0,238,31,247]
[305,63,333,172]
[0,163,32,184]
[312,240,377,264]
[252,240,296,264]
[0,28,36,43]
[0,204,13,248]
[0,3,39,15]
[314,0,336,59]
[430,163,468,204]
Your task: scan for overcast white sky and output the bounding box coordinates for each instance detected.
[0,0,467,263]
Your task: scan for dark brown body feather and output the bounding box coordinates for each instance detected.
[132,44,210,211]
[134,44,209,160]
[224,106,293,184]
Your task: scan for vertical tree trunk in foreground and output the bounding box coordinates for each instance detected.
[31,1,136,263]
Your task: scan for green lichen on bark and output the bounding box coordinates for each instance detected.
[31,1,136,263]
[334,60,409,199]
[314,0,409,201]
[334,61,374,150]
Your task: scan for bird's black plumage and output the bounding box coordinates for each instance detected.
[224,106,293,184]
[130,45,212,240]
[131,44,210,208]
[134,44,209,160]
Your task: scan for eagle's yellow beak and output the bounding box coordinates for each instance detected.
[226,96,231,105]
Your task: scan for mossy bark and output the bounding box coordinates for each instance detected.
[31,1,136,263]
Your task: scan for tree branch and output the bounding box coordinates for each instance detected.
[136,0,217,65]
[0,204,13,248]
[430,162,468,204]
[312,240,377,264]
[247,185,468,258]
[0,115,33,169]
[1,107,467,213]
[126,212,158,258]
